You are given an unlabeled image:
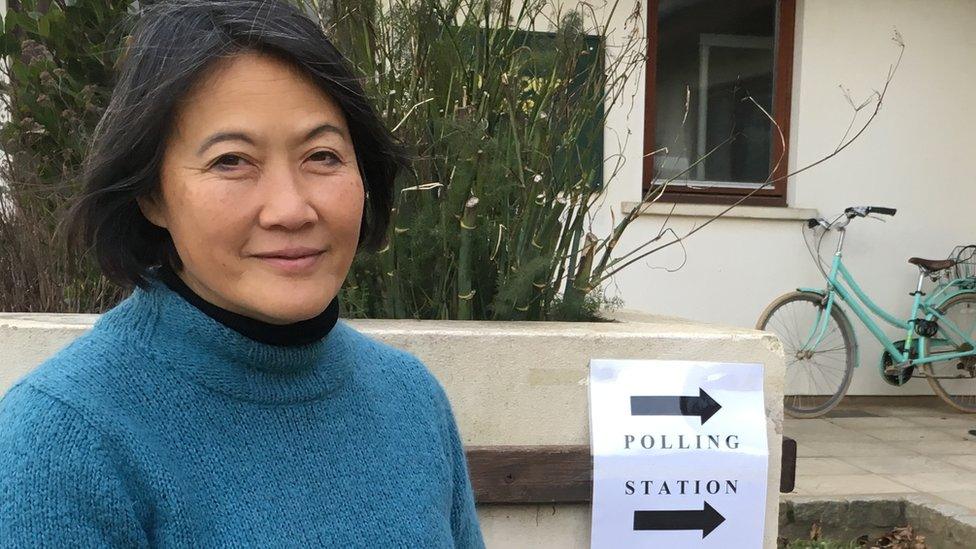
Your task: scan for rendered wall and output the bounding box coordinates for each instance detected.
[1,312,786,547]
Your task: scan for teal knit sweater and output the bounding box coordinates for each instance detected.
[0,275,485,547]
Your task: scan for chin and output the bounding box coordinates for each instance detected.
[256,293,332,323]
[275,298,329,319]
[240,272,337,320]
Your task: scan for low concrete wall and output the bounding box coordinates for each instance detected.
[0,312,785,547]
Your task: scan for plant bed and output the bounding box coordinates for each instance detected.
[779,497,976,549]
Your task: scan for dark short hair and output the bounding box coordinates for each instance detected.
[63,0,406,290]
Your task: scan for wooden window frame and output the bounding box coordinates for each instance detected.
[641,0,796,207]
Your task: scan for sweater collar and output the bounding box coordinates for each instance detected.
[154,262,340,347]
[93,268,356,404]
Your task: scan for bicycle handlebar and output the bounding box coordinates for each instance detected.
[846,206,897,217]
[866,206,897,216]
[807,206,897,230]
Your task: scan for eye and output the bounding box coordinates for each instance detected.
[210,153,249,171]
[308,150,341,166]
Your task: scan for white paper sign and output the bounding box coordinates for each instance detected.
[588,359,768,548]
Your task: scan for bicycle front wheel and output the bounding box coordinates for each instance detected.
[756,291,857,418]
[924,293,976,413]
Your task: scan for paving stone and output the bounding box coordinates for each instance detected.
[942,455,976,472]
[793,474,915,496]
[860,405,955,418]
[902,415,975,428]
[787,428,877,443]
[827,417,920,430]
[864,427,957,442]
[823,408,879,418]
[951,428,976,441]
[934,490,976,510]
[838,455,968,476]
[796,457,866,476]
[785,418,852,434]
[798,441,914,458]
[895,439,976,455]
[888,472,976,493]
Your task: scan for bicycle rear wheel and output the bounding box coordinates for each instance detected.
[756,291,857,418]
[923,293,976,413]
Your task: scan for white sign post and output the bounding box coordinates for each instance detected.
[589,359,768,548]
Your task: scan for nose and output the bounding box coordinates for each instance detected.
[256,163,317,231]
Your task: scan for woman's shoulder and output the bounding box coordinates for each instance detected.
[0,373,150,546]
[2,325,143,420]
[0,377,92,443]
[336,320,447,399]
[0,365,118,484]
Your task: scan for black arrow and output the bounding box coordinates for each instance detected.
[633,501,726,538]
[630,388,722,424]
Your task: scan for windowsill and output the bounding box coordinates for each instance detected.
[621,201,819,222]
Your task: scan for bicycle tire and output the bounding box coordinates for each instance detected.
[756,291,857,418]
[923,292,976,413]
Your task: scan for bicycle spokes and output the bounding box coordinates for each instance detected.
[758,292,855,418]
[925,295,976,412]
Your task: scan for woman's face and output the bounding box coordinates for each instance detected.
[138,51,363,325]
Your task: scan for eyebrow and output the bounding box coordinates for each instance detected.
[195,123,348,157]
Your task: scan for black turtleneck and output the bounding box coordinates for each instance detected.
[154,263,340,347]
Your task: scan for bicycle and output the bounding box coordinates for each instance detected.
[756,206,976,418]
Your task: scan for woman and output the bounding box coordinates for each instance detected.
[0,0,485,547]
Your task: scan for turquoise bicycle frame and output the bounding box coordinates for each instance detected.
[797,233,976,368]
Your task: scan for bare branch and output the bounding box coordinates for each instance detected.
[593,33,906,286]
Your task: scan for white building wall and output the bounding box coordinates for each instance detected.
[1,0,972,395]
[597,0,976,395]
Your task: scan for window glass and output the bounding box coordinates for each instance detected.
[654,0,776,187]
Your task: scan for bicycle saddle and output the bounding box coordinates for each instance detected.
[908,257,957,271]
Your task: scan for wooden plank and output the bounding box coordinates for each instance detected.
[466,440,797,503]
[780,436,797,493]
[467,445,592,504]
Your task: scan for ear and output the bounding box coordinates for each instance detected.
[136,194,169,229]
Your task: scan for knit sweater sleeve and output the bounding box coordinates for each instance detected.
[427,375,486,549]
[0,383,149,548]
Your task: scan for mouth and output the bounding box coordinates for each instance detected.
[253,250,325,274]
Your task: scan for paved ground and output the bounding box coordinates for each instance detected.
[784,396,976,514]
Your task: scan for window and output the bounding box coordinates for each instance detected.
[642,0,796,206]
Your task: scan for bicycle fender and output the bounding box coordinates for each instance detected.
[927,290,976,320]
[795,288,861,368]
